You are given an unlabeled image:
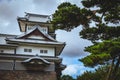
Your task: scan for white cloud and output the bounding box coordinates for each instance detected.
[56,26,92,57]
[62,57,95,78]
[62,64,80,76]
[0,0,59,34]
[57,0,83,8]
[62,63,95,78]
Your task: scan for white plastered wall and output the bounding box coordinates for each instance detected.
[0,37,6,44]
[0,49,14,54]
[29,16,49,22]
[16,46,55,56]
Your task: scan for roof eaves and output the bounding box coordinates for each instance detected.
[0,33,17,36]
[6,38,65,45]
[16,27,36,39]
[0,44,18,47]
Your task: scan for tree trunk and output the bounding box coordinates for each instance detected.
[110,56,120,80]
[105,58,115,80]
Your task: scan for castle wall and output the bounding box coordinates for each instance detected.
[0,70,56,80]
[0,60,57,80]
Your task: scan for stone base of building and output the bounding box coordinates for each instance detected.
[0,70,56,80]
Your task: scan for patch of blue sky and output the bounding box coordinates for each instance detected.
[62,57,95,79]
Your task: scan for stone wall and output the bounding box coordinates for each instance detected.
[0,70,56,80]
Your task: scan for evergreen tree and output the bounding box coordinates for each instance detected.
[52,1,120,80]
[77,65,120,80]
[80,38,120,80]
[51,2,94,31]
[79,1,120,80]
[60,75,75,80]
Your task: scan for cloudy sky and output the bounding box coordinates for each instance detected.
[0,0,93,78]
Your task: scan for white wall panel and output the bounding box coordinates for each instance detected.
[28,35,45,40]
[16,46,55,56]
[0,49,14,54]
[29,16,49,22]
[0,37,6,44]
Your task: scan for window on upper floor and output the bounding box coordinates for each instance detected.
[42,28,46,32]
[40,50,48,54]
[44,50,48,53]
[28,26,32,30]
[24,48,32,52]
[40,50,43,53]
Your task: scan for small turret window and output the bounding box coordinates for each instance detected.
[28,26,32,30]
[41,28,46,32]
[41,28,47,33]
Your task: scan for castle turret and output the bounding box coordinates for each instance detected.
[17,12,56,38]
[0,13,66,80]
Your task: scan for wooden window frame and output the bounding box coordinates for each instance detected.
[40,50,48,54]
[24,48,32,52]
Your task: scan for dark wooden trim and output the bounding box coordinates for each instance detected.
[0,45,18,49]
[55,47,57,57]
[18,20,22,32]
[58,43,66,56]
[14,48,16,55]
[13,59,16,70]
[25,23,27,32]
[48,26,49,34]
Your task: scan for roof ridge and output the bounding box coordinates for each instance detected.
[25,12,50,17]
